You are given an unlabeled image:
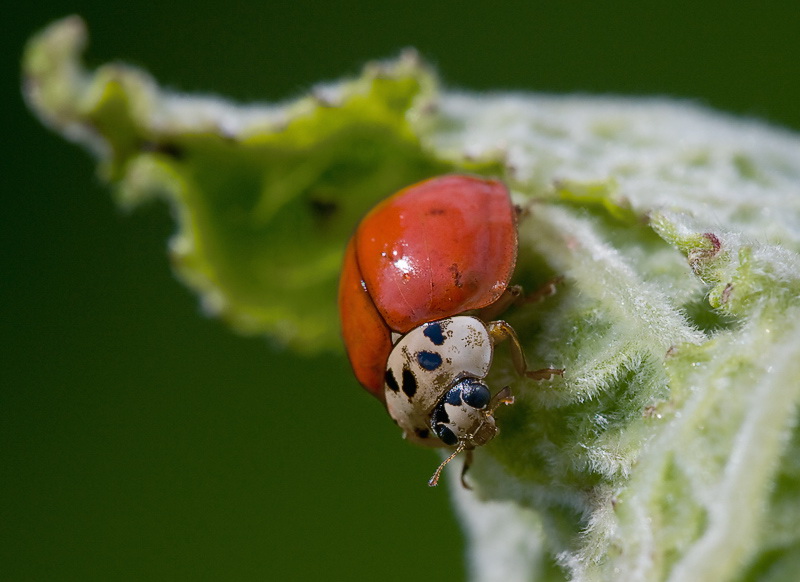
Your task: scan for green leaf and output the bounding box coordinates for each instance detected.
[25,16,800,582]
[23,16,456,352]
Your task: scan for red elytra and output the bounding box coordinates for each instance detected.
[338,174,518,400]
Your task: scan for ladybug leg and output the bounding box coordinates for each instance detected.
[460,449,474,489]
[477,277,563,321]
[428,442,466,487]
[518,276,563,306]
[459,391,513,489]
[488,385,515,408]
[476,285,523,321]
[487,321,565,380]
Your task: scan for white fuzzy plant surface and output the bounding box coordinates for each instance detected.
[24,16,800,582]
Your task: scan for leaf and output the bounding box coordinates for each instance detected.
[24,16,800,582]
[23,15,456,352]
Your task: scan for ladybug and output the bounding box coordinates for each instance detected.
[338,174,561,486]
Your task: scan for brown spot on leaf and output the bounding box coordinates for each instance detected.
[140,140,185,160]
[721,282,733,304]
[309,198,338,221]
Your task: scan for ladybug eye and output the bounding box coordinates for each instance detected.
[455,378,491,409]
[434,424,458,446]
[431,403,459,446]
[462,384,491,409]
[444,388,462,406]
[431,402,450,427]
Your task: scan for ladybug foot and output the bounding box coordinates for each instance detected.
[488,385,515,410]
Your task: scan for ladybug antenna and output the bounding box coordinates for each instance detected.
[428,441,467,487]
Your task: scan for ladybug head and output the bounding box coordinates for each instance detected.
[427,379,514,487]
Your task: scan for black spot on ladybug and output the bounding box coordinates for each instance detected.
[417,350,443,371]
[415,428,430,440]
[401,368,417,398]
[423,322,446,345]
[385,369,400,393]
[449,263,462,288]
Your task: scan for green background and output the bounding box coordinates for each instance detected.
[4,2,800,580]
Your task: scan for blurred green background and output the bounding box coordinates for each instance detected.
[4,2,800,580]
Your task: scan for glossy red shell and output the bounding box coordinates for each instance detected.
[338,238,393,397]
[338,174,518,399]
